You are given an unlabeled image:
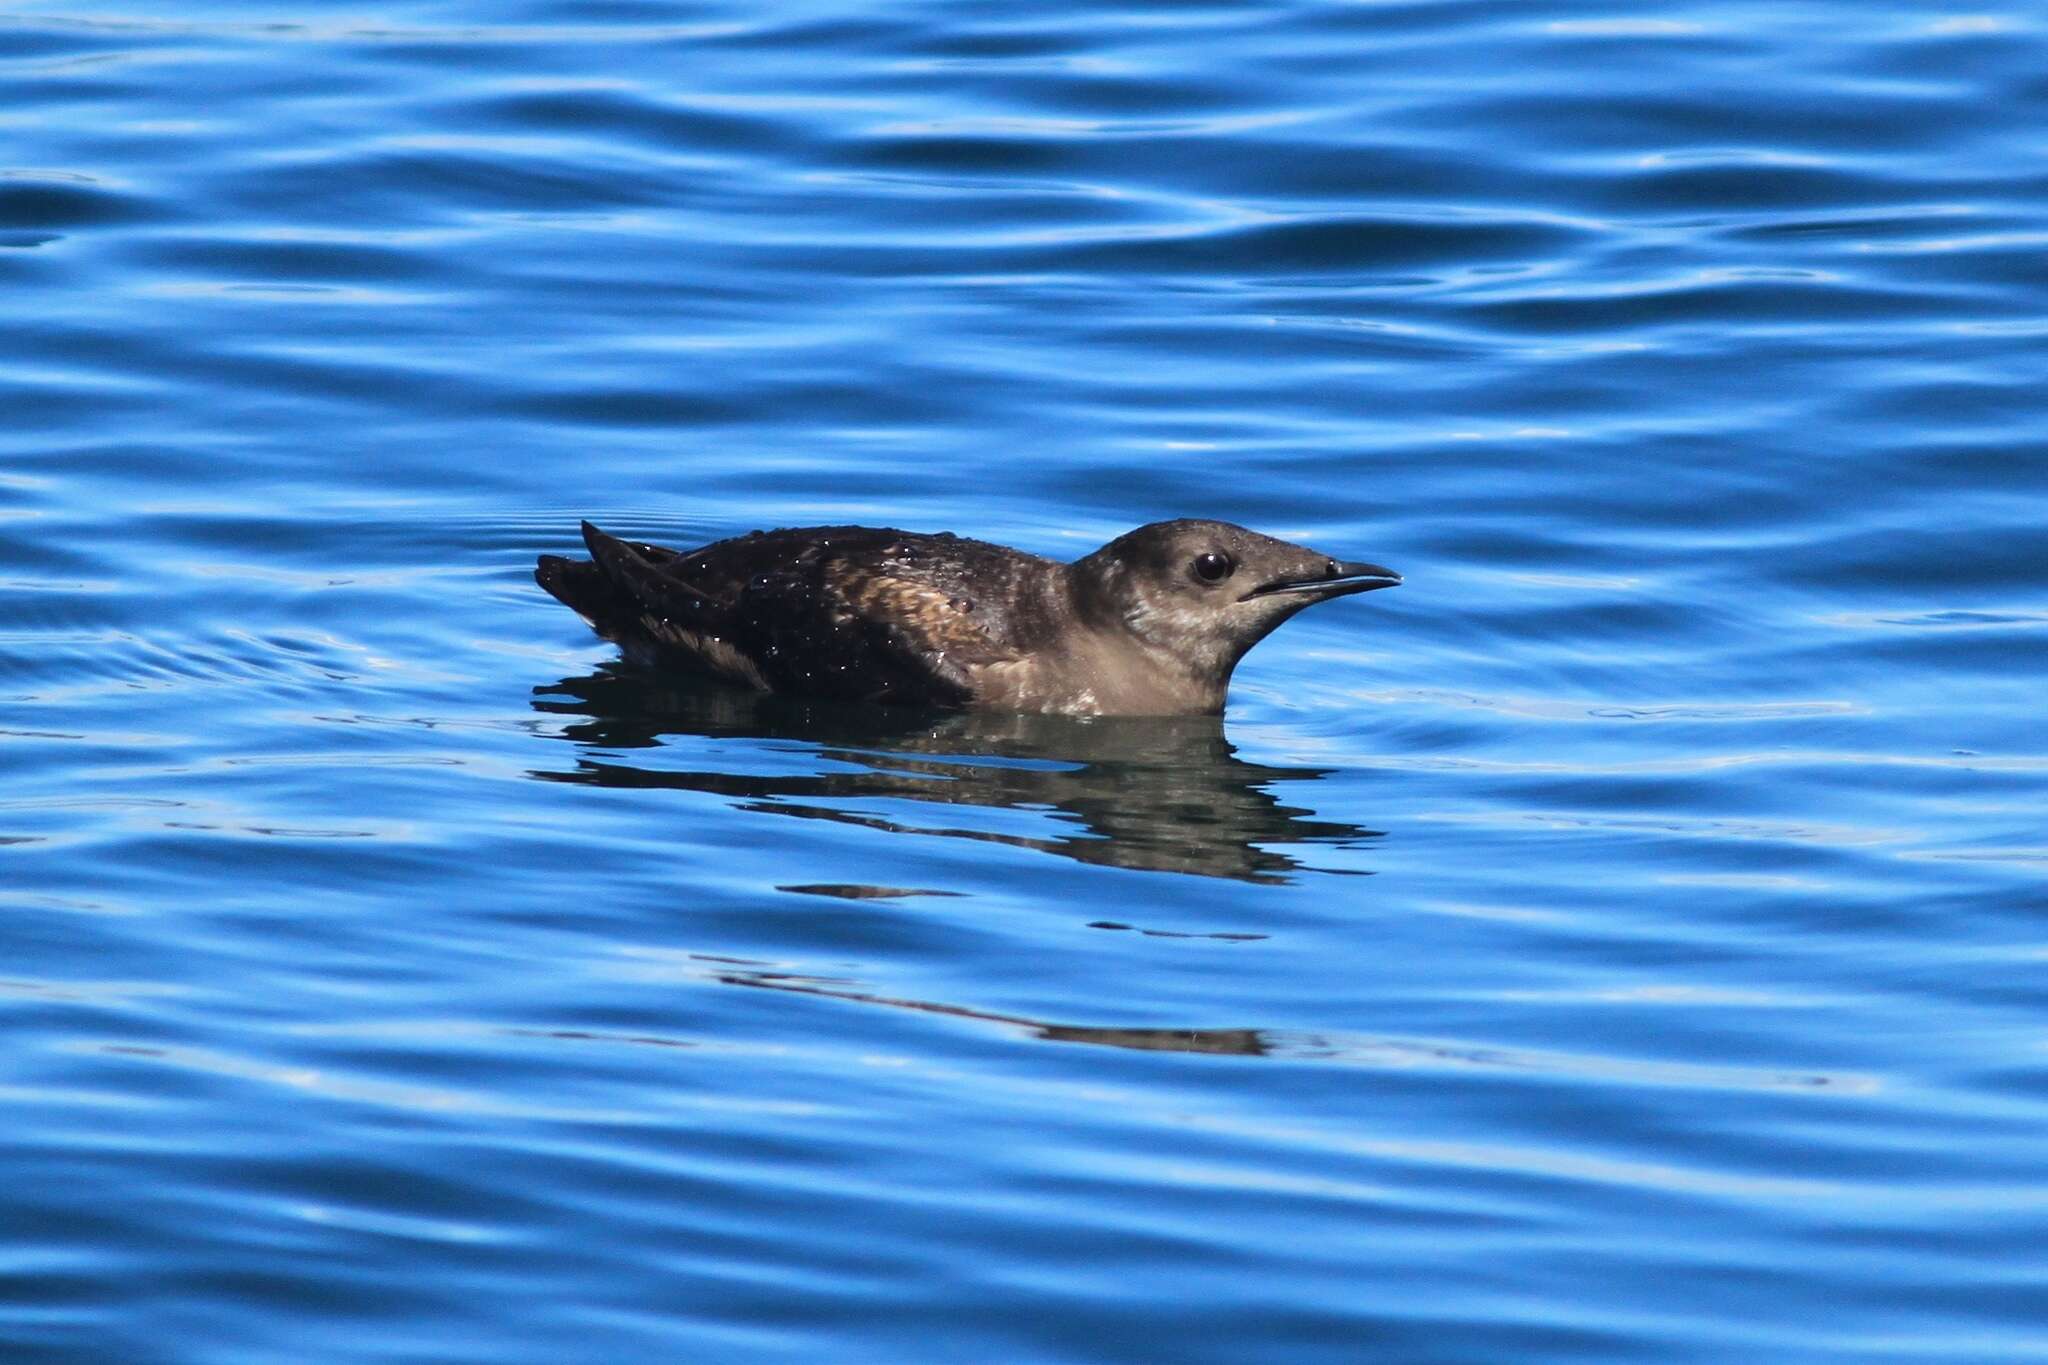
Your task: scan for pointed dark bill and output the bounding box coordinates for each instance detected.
[1243,560,1402,600]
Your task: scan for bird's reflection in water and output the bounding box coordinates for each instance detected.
[530,665,1382,884]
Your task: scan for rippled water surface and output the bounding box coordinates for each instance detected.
[6,1,2047,1359]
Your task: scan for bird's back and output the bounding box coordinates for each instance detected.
[538,523,1064,707]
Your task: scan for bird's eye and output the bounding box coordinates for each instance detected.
[1190,552,1236,584]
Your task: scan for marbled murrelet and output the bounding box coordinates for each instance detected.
[536,519,1399,715]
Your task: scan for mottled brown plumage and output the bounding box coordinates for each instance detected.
[536,518,1399,715]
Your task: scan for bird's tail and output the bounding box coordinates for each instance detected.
[535,552,634,634]
[537,521,728,649]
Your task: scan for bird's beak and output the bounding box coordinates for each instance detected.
[1243,559,1402,601]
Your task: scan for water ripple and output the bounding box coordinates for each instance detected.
[4,0,2048,1359]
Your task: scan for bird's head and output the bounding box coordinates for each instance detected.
[1069,519,1400,693]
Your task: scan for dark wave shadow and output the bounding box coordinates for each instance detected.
[529,664,1382,883]
[689,960,1874,1088]
[715,962,1274,1056]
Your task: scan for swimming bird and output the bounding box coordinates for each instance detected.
[536,518,1399,716]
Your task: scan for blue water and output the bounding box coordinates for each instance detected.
[5,0,2046,1358]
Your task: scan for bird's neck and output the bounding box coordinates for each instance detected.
[1052,566,1232,715]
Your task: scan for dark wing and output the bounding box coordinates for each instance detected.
[548,522,1032,707]
[736,555,1025,707]
[722,528,1036,706]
